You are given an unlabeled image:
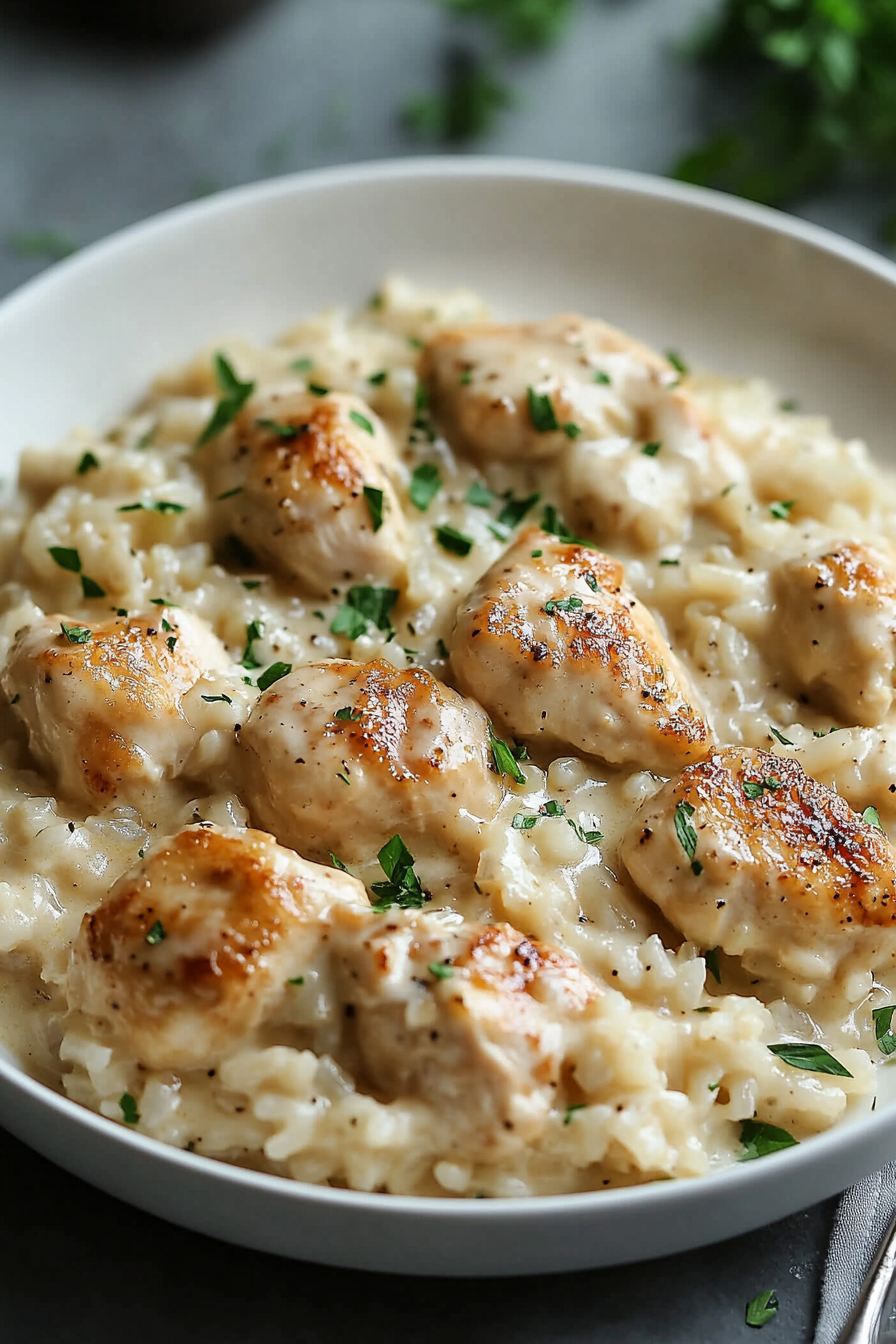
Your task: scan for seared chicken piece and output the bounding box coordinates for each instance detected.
[2,609,228,807]
[620,746,896,987]
[421,313,675,464]
[772,543,896,726]
[67,824,371,1071]
[237,659,503,870]
[452,529,711,774]
[210,390,408,596]
[338,912,601,1157]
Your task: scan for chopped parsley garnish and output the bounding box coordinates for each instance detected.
[407,336,425,352]
[368,370,388,386]
[166,636,177,654]
[136,424,157,450]
[873,1004,896,1056]
[9,694,19,704]
[307,382,330,397]
[81,575,106,599]
[593,370,611,385]
[243,581,262,591]
[584,573,599,591]
[544,596,583,615]
[161,618,173,633]
[60,622,91,644]
[291,357,313,373]
[563,1103,586,1125]
[217,487,243,500]
[769,499,796,520]
[436,638,450,659]
[531,549,543,558]
[48,546,81,574]
[256,418,300,441]
[496,491,540,529]
[119,1093,140,1125]
[743,777,782,800]
[768,1043,852,1077]
[117,500,187,515]
[863,806,883,830]
[527,386,559,433]
[769,726,793,746]
[201,693,232,704]
[659,558,680,566]
[674,799,702,875]
[149,597,179,607]
[330,585,398,640]
[739,1119,798,1161]
[489,726,526,785]
[512,813,538,830]
[429,962,454,980]
[196,353,256,448]
[145,920,165,945]
[666,350,689,377]
[567,817,603,846]
[745,1290,779,1329]
[563,423,582,439]
[363,485,385,532]
[779,399,799,413]
[459,369,473,385]
[541,800,565,817]
[704,946,721,984]
[435,525,474,557]
[335,706,363,722]
[76,450,100,475]
[465,481,495,508]
[350,409,375,436]
[408,462,442,511]
[330,853,348,872]
[540,503,587,545]
[641,441,662,457]
[9,228,77,260]
[288,976,305,986]
[257,661,292,693]
[241,619,264,669]
[370,834,427,911]
[414,380,429,418]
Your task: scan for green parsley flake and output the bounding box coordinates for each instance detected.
[674,800,701,876]
[739,1119,798,1161]
[544,596,583,615]
[76,451,100,476]
[308,382,330,397]
[241,619,264,669]
[196,353,256,448]
[335,706,363,722]
[769,726,793,746]
[659,558,680,566]
[435,525,474,557]
[256,418,300,441]
[117,500,187,515]
[201,693,232,705]
[459,369,473,385]
[287,976,305,986]
[257,661,292,693]
[527,386,559,433]
[149,598,179,607]
[217,487,243,500]
[368,370,388,386]
[563,1103,586,1125]
[497,492,540,529]
[330,585,398,640]
[429,962,454,980]
[291,357,313,373]
[119,1093,140,1125]
[641,441,662,457]
[60,622,91,644]
[81,575,106,599]
[465,481,494,508]
[540,800,565,817]
[704,946,722,984]
[350,410,375,437]
[370,834,427,911]
[743,777,782,800]
[166,636,177,654]
[666,350,689,378]
[567,817,603,846]
[330,853,348,871]
[243,581,262,591]
[489,726,526,785]
[585,573,599,591]
[873,1004,896,1056]
[593,370,611,385]
[540,503,587,545]
[48,545,81,574]
[767,1043,852,1077]
[779,399,799,413]
[769,499,796,520]
[409,462,442,512]
[745,1290,779,1329]
[531,549,543,558]
[436,638,450,659]
[863,806,883,829]
[563,423,582,439]
[145,920,165,946]
[512,813,538,831]
[363,485,385,532]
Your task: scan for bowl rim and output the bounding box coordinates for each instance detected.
[2,153,896,1222]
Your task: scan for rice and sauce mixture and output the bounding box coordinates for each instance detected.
[0,276,893,1198]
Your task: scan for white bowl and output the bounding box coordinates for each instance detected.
[2,158,896,1277]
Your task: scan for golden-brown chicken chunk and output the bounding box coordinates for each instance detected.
[772,543,896,727]
[2,609,228,807]
[236,659,503,873]
[67,824,371,1071]
[210,389,408,596]
[338,912,601,1157]
[452,529,711,774]
[422,313,676,463]
[620,746,896,988]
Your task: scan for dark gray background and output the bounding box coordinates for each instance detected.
[0,0,885,1338]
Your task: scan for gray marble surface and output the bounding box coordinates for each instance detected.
[1,0,884,1337]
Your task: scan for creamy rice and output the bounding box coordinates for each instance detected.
[0,276,891,1198]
